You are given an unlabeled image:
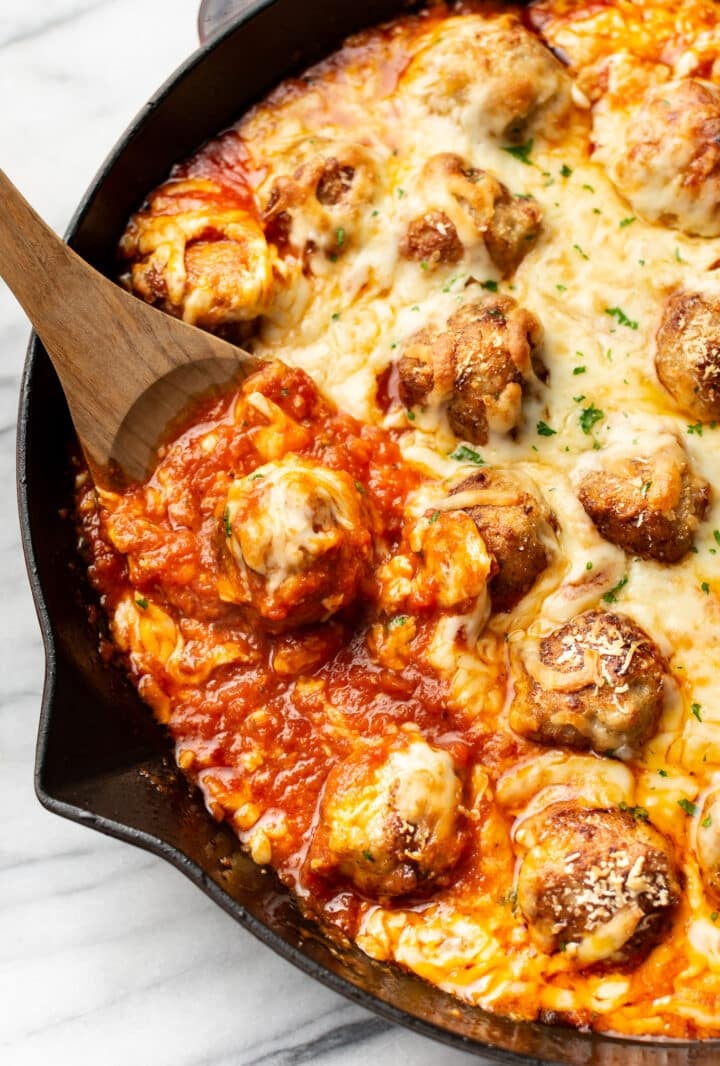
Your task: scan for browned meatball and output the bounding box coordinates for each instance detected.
[656,292,720,422]
[218,457,372,631]
[403,153,542,276]
[398,296,542,444]
[307,733,468,899]
[517,802,681,967]
[400,209,464,267]
[262,139,378,257]
[510,610,666,755]
[577,446,709,564]
[448,469,554,611]
[606,79,720,237]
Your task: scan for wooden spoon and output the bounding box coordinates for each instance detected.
[0,167,259,486]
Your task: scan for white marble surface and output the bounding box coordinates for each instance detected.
[0,4,493,1064]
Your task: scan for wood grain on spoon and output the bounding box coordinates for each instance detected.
[0,167,259,485]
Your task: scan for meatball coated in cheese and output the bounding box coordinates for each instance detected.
[119,178,275,330]
[402,13,571,142]
[401,154,542,276]
[218,457,372,630]
[308,733,467,899]
[696,789,720,904]
[510,610,666,756]
[601,80,720,238]
[398,296,542,444]
[261,139,380,259]
[516,803,681,967]
[448,469,555,611]
[576,439,709,564]
[656,292,720,422]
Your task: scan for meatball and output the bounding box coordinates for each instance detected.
[600,79,720,237]
[402,154,543,276]
[308,733,467,899]
[510,610,667,755]
[398,296,542,444]
[119,178,275,329]
[696,788,720,905]
[401,209,464,268]
[516,802,681,967]
[262,139,379,257]
[656,292,720,422]
[403,13,571,142]
[448,469,554,611]
[218,456,372,630]
[576,439,709,564]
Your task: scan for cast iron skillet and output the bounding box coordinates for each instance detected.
[16,1,720,1062]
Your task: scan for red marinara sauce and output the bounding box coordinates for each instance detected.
[77,362,478,934]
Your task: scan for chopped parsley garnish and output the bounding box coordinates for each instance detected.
[620,802,649,821]
[586,561,593,571]
[712,912,719,923]
[573,395,586,404]
[362,850,375,862]
[501,138,534,165]
[397,187,405,198]
[429,510,441,524]
[556,284,567,292]
[536,421,557,437]
[354,481,366,495]
[658,769,668,777]
[582,183,595,193]
[223,507,232,538]
[480,279,499,292]
[678,798,698,817]
[135,596,148,610]
[640,481,652,497]
[371,209,380,217]
[579,404,604,435]
[702,581,711,595]
[387,615,408,630]
[250,473,264,481]
[420,260,429,271]
[692,702,703,721]
[573,243,589,260]
[331,311,341,321]
[450,445,485,465]
[619,216,636,228]
[573,365,587,375]
[687,422,704,436]
[560,164,572,178]
[603,575,628,603]
[675,247,685,263]
[605,306,638,330]
[336,227,345,247]
[406,409,416,421]
[703,815,713,829]
[714,530,720,547]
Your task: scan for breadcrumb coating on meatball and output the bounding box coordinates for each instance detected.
[510,610,666,756]
[656,291,720,422]
[398,296,542,445]
[516,802,681,967]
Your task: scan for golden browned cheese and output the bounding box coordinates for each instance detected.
[79,0,720,1040]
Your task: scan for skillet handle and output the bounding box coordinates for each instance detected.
[197,0,259,43]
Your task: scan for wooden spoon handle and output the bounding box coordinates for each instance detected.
[0,167,255,483]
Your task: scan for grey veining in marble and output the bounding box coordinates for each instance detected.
[0,4,497,1063]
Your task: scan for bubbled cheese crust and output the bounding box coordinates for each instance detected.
[103,0,720,1041]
